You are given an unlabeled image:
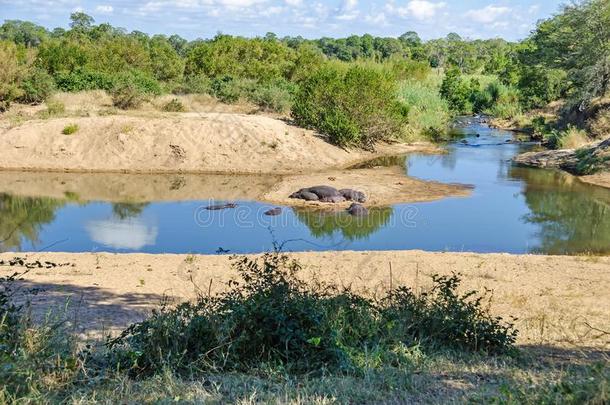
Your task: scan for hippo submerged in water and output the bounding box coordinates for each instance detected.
[290,185,366,204]
[347,203,368,216]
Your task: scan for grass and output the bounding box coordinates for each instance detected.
[1,254,607,403]
[61,123,79,135]
[398,76,451,141]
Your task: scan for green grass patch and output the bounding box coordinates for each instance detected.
[61,123,79,135]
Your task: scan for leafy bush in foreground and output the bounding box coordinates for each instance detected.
[292,64,409,148]
[109,252,517,376]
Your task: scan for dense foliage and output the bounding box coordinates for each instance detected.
[292,64,409,147]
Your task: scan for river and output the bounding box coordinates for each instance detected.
[1,120,609,255]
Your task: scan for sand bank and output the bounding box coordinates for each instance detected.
[2,251,608,349]
[0,113,437,175]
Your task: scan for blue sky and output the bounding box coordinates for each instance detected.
[0,0,565,40]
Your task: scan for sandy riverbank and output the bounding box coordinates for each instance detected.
[2,251,608,350]
[0,112,437,175]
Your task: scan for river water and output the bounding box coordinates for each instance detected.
[1,121,609,255]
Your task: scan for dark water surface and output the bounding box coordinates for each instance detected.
[1,121,609,254]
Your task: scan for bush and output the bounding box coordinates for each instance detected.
[17,68,55,104]
[0,40,29,112]
[109,71,160,109]
[209,75,251,103]
[249,79,295,113]
[53,67,115,92]
[62,123,79,135]
[292,64,408,148]
[110,82,147,109]
[439,67,474,114]
[162,98,185,112]
[176,75,211,95]
[0,262,81,402]
[108,252,517,377]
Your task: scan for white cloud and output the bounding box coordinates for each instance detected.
[394,0,446,21]
[284,0,301,5]
[465,5,511,24]
[335,0,358,20]
[95,4,114,13]
[86,219,158,250]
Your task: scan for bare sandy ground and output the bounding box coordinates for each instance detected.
[0,113,436,175]
[2,251,608,350]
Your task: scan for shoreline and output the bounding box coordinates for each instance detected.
[2,250,608,350]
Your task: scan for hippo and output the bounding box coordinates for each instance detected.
[205,203,237,210]
[290,189,319,201]
[347,203,368,216]
[264,207,282,216]
[290,185,341,201]
[320,195,346,203]
[339,189,366,203]
[306,185,341,198]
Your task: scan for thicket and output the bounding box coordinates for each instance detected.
[292,64,409,147]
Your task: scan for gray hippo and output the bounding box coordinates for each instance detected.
[347,203,368,216]
[290,185,341,201]
[339,189,366,203]
[264,207,282,216]
[320,195,346,203]
[205,203,237,210]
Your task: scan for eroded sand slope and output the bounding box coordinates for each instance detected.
[0,114,433,174]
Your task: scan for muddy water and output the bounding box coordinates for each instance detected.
[1,121,609,254]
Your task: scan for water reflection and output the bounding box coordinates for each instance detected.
[0,193,64,251]
[510,167,610,254]
[85,218,158,250]
[293,207,393,241]
[112,202,149,220]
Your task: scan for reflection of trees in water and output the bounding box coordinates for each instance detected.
[112,202,149,220]
[294,207,393,241]
[0,194,65,251]
[350,155,407,169]
[510,167,610,254]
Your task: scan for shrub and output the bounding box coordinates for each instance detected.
[17,67,55,104]
[62,123,79,135]
[53,67,115,92]
[209,75,251,103]
[176,74,211,94]
[292,64,408,148]
[162,98,186,112]
[109,71,160,110]
[399,79,451,140]
[110,81,147,109]
[0,262,81,401]
[108,252,517,377]
[249,79,295,113]
[0,40,29,111]
[439,67,474,114]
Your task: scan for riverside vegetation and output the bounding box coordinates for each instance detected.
[1,253,608,403]
[1,0,608,152]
